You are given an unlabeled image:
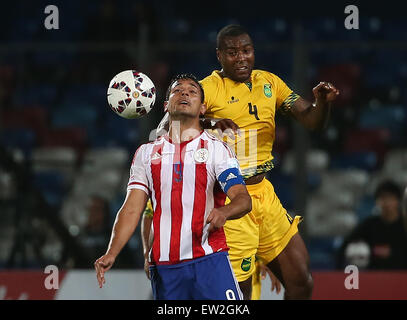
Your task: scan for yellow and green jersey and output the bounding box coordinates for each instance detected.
[201,70,299,179]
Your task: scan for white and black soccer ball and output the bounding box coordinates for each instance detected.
[107,70,156,119]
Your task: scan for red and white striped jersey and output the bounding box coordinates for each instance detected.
[127,130,243,265]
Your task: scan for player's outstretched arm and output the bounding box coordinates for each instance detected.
[94,189,148,288]
[289,82,339,131]
[206,184,252,232]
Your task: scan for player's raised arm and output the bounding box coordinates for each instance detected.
[94,188,148,288]
[288,82,340,131]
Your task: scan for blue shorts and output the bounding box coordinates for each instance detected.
[149,251,242,300]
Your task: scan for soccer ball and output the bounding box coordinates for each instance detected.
[107,70,156,119]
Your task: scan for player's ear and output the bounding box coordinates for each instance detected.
[163,101,168,112]
[199,103,207,116]
[216,48,220,62]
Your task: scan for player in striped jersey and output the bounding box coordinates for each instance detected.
[94,74,252,300]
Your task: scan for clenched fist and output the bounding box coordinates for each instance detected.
[312,81,340,104]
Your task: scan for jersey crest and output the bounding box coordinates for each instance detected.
[264,84,272,98]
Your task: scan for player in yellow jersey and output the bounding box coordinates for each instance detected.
[141,24,339,299]
[199,24,339,300]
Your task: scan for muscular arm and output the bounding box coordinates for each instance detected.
[106,189,148,258]
[95,189,148,287]
[222,184,252,219]
[206,184,252,232]
[289,96,331,131]
[288,82,339,131]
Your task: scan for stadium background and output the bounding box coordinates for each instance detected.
[0,0,406,299]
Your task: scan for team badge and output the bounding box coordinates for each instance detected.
[264,84,272,98]
[241,257,252,272]
[194,148,209,163]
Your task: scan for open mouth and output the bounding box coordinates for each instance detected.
[178,100,190,106]
[235,66,248,72]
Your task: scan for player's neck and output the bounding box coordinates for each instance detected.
[219,69,251,83]
[168,118,202,144]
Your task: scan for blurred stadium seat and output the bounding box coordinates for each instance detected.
[316,63,361,107]
[1,106,49,137]
[51,105,98,129]
[306,201,358,237]
[0,168,17,200]
[282,149,330,174]
[268,170,295,211]
[307,237,341,270]
[0,128,37,156]
[12,84,58,108]
[32,170,67,207]
[343,128,390,164]
[330,151,378,171]
[382,149,407,173]
[81,147,129,172]
[31,147,78,184]
[39,127,88,155]
[71,169,125,200]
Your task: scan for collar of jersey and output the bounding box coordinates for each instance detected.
[163,129,204,146]
[215,69,255,89]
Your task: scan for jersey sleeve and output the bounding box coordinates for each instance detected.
[213,141,245,194]
[127,145,150,195]
[272,73,300,111]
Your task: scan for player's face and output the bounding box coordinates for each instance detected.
[217,34,255,83]
[166,79,205,118]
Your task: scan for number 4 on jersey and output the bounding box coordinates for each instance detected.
[248,103,260,120]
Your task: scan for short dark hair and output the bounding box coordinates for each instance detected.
[216,24,250,50]
[374,180,402,200]
[165,73,205,103]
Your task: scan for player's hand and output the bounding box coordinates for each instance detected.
[206,208,227,233]
[94,253,116,288]
[144,256,151,280]
[312,82,340,104]
[212,118,241,140]
[259,264,282,294]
